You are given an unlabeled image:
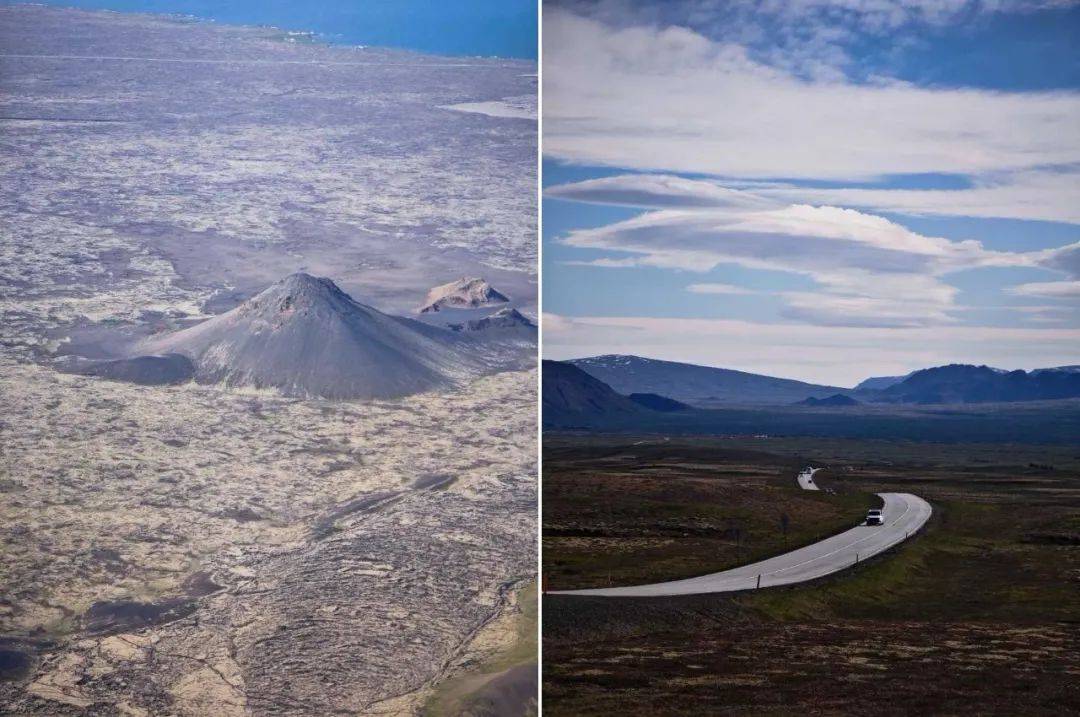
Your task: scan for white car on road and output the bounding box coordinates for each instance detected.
[866,508,884,526]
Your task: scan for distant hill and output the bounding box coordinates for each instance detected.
[876,364,1080,404]
[628,393,691,412]
[568,355,851,406]
[543,360,643,426]
[798,394,861,407]
[447,307,536,335]
[854,374,908,392]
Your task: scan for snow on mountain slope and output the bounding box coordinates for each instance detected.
[448,307,536,333]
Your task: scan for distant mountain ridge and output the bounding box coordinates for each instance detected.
[567,354,1080,406]
[568,355,852,406]
[447,307,536,334]
[1033,365,1080,374]
[853,374,909,392]
[876,364,1080,404]
[541,360,1080,444]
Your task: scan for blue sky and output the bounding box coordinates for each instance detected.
[0,0,538,58]
[543,0,1080,385]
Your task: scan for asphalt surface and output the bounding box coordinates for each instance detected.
[549,492,932,597]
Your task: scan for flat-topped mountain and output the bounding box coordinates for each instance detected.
[139,273,484,399]
[569,355,852,406]
[418,277,509,313]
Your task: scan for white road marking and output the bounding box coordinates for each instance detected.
[550,492,931,597]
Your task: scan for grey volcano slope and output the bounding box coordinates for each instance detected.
[139,273,492,400]
[569,355,852,406]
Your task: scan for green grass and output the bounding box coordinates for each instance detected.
[741,498,1080,623]
[487,581,537,673]
[543,446,876,589]
[423,581,537,717]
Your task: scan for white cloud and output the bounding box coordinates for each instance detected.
[547,169,1080,226]
[560,202,1034,327]
[755,169,1080,224]
[564,204,978,269]
[1007,280,1080,297]
[542,6,1080,355]
[778,288,956,327]
[546,174,778,209]
[556,1,1080,82]
[543,10,1080,219]
[687,282,757,295]
[1038,241,1080,276]
[543,312,1080,385]
[561,257,641,268]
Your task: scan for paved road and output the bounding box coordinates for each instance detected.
[549,492,932,597]
[797,467,821,491]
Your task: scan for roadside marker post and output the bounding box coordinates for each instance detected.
[756,574,761,589]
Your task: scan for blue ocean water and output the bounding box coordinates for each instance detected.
[0,0,537,59]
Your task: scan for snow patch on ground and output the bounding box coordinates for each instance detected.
[441,95,536,120]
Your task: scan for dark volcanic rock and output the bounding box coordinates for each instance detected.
[74,353,196,386]
[0,648,32,682]
[84,598,197,635]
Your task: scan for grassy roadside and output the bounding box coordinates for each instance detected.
[543,439,876,590]
[741,498,1080,624]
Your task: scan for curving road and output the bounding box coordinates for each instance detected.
[549,492,931,597]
